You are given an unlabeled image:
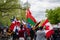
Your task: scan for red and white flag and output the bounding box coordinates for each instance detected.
[42,19,53,30]
[10,18,20,32]
[42,19,54,38]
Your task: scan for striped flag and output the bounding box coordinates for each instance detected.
[26,9,37,26]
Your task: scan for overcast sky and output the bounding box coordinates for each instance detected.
[20,0,60,22]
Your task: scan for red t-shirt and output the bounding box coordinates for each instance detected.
[18,28,25,37]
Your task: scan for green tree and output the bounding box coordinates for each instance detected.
[0,0,26,26]
[46,7,60,24]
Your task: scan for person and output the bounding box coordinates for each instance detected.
[52,28,60,40]
[13,32,18,40]
[26,28,31,40]
[18,24,25,40]
[13,25,19,40]
[7,29,13,40]
[0,27,2,39]
[30,28,35,40]
[3,27,7,34]
[7,29,12,36]
[36,27,47,40]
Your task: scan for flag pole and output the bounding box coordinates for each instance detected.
[26,0,28,22]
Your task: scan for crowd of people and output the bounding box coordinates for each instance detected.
[0,23,60,40]
[0,24,47,40]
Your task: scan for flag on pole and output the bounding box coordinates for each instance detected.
[10,18,20,31]
[41,19,54,38]
[41,19,53,30]
[26,9,37,26]
[42,19,49,27]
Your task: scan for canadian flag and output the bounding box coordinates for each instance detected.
[42,19,53,30]
[42,19,54,38]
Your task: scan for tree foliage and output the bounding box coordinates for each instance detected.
[0,0,26,26]
[46,7,60,24]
